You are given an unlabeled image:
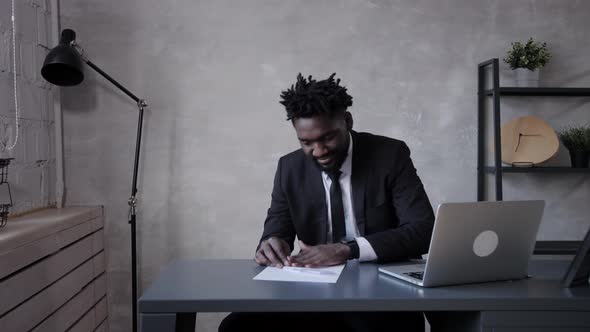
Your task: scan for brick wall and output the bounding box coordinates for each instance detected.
[0,0,55,214]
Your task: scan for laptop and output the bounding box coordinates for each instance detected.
[378,200,545,287]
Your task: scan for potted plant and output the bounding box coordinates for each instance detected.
[503,38,551,87]
[558,125,590,168]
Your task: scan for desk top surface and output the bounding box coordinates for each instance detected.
[138,259,590,313]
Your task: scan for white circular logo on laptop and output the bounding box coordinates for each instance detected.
[473,230,499,257]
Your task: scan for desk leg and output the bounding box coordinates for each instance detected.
[140,313,197,332]
[140,313,176,332]
[425,312,482,332]
[177,313,197,331]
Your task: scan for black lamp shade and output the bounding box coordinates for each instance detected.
[41,29,84,86]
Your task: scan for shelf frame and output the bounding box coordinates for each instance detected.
[483,87,590,97]
[477,58,590,256]
[534,240,582,255]
[478,58,504,200]
[483,166,590,174]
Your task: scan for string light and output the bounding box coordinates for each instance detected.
[7,0,19,150]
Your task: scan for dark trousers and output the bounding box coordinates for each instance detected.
[219,311,425,332]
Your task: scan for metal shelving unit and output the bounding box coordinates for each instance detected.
[477,58,590,255]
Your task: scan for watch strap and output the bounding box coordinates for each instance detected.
[342,239,360,260]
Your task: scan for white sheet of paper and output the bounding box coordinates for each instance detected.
[253,264,345,283]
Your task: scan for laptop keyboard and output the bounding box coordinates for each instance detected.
[403,271,424,280]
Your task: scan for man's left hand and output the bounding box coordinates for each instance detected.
[288,240,350,267]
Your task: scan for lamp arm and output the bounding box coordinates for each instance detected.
[71,41,147,200]
[72,41,146,107]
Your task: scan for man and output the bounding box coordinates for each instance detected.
[219,73,435,332]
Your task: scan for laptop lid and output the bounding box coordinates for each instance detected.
[380,200,545,287]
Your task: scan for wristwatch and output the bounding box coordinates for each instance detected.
[341,239,360,260]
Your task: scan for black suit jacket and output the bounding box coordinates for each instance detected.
[259,131,435,262]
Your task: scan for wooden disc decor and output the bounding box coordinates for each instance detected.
[501,116,559,167]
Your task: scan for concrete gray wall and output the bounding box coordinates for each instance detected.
[0,0,55,214]
[59,1,590,331]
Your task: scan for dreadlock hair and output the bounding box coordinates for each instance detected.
[279,73,353,121]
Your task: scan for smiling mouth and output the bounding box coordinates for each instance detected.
[316,156,333,164]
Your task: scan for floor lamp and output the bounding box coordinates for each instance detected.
[41,29,145,332]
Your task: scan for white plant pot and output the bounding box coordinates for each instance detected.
[514,68,540,87]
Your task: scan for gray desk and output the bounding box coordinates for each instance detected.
[138,259,590,332]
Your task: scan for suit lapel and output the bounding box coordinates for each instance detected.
[350,131,367,236]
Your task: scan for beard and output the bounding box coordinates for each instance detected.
[311,150,346,172]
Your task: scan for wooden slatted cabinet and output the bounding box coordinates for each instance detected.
[0,206,108,331]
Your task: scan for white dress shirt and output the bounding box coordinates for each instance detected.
[321,133,378,262]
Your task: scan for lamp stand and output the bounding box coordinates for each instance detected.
[128,100,146,332]
[41,30,146,332]
[75,42,146,332]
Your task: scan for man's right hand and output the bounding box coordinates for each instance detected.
[255,237,292,268]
